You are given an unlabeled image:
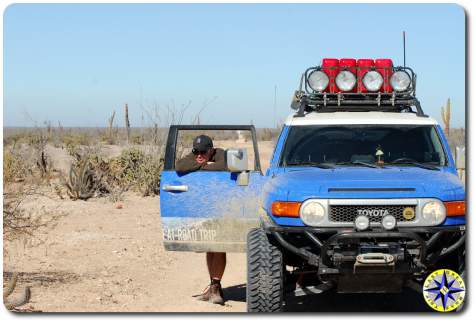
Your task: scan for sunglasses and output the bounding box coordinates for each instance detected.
[192,148,210,155]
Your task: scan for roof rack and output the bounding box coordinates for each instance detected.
[290,65,428,118]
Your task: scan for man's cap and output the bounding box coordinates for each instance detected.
[192,135,213,153]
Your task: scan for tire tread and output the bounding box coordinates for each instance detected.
[247,228,284,312]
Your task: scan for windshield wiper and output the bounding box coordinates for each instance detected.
[336,161,382,168]
[286,161,335,169]
[389,158,440,171]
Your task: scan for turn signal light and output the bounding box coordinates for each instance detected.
[271,201,301,218]
[444,201,465,217]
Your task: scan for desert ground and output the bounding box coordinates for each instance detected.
[3,127,464,312]
[3,138,274,312]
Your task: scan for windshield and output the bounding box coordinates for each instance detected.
[281,125,447,167]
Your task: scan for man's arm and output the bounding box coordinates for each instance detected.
[201,148,228,171]
[175,153,202,173]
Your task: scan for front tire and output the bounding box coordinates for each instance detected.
[247,228,284,312]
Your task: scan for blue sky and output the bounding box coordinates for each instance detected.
[3,3,465,127]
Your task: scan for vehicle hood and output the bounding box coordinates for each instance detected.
[263,167,465,203]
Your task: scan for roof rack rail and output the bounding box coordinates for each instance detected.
[291,93,427,117]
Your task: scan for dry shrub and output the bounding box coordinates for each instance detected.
[257,128,280,142]
[3,184,64,311]
[99,128,119,145]
[26,131,54,182]
[112,148,163,196]
[3,133,26,146]
[88,154,129,202]
[61,147,163,200]
[3,148,30,184]
[131,134,144,145]
[63,133,91,155]
[447,127,466,153]
[3,186,63,243]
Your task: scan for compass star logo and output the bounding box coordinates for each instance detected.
[423,269,466,312]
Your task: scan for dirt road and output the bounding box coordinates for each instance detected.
[4,193,249,312]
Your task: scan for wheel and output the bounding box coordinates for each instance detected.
[247,228,284,312]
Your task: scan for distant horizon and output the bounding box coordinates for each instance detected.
[3,124,468,130]
[3,125,285,129]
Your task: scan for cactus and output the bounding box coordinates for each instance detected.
[125,104,130,144]
[36,151,49,178]
[441,98,451,136]
[3,273,31,310]
[64,158,100,200]
[108,110,116,144]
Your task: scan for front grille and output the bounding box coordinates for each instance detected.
[329,205,416,223]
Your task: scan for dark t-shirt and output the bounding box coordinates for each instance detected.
[175,148,227,174]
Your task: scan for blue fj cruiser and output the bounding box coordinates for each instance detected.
[160,59,465,312]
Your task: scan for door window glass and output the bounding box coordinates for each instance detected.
[175,129,257,171]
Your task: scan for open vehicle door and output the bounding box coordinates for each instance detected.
[159,125,266,252]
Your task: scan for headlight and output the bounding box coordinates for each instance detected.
[335,70,356,91]
[300,200,325,226]
[362,71,383,92]
[308,70,329,92]
[421,201,446,225]
[390,71,411,92]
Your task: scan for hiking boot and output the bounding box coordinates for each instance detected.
[193,280,225,305]
[194,285,211,302]
[209,282,225,305]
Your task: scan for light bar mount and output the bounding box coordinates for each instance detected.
[291,65,427,118]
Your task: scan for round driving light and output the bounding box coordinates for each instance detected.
[422,201,446,225]
[308,70,329,92]
[355,215,370,231]
[390,71,411,92]
[362,71,384,92]
[382,215,397,230]
[335,70,356,91]
[300,201,325,226]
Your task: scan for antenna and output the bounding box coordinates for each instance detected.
[403,31,406,67]
[274,85,277,128]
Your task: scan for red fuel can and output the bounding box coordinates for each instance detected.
[338,58,357,92]
[321,58,339,93]
[375,58,393,93]
[357,59,375,93]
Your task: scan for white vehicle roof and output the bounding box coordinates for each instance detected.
[285,111,438,126]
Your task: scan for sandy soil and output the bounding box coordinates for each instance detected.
[4,193,248,312]
[3,140,276,312]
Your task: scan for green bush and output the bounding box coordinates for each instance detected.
[115,148,163,196]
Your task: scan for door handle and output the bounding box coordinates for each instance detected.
[163,184,189,192]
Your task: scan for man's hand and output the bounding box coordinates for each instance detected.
[207,161,215,165]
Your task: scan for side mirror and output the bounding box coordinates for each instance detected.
[226,148,248,172]
[455,146,465,169]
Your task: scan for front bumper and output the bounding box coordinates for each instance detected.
[264,224,465,293]
[263,224,465,270]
